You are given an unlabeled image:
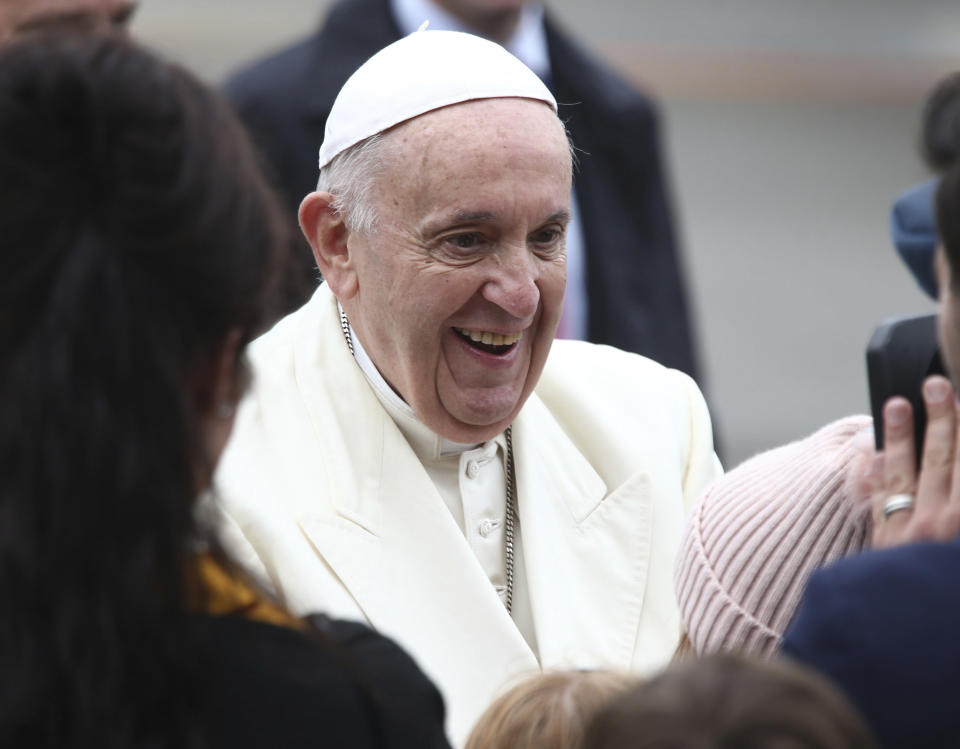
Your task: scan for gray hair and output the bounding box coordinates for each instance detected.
[316,132,391,235]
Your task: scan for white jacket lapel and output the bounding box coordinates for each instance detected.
[514,394,654,669]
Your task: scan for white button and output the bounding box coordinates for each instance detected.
[466,460,480,479]
[479,519,500,537]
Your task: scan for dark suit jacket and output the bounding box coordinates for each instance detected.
[224,0,700,379]
[782,539,960,748]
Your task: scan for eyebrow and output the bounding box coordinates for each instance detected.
[430,208,571,230]
[450,210,496,225]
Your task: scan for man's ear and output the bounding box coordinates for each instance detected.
[299,191,359,299]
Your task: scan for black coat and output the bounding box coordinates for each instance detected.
[224,0,700,379]
[194,613,450,748]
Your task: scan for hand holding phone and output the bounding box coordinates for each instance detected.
[866,313,943,465]
[871,375,960,547]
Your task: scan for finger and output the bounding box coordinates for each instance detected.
[914,376,957,525]
[880,397,916,539]
[945,396,960,538]
[868,453,892,548]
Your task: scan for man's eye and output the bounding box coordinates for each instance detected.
[531,227,563,246]
[447,233,482,250]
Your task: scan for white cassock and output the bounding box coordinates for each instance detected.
[214,283,722,747]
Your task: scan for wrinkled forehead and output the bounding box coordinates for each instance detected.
[374,97,570,192]
[383,96,570,170]
[400,95,562,140]
[371,97,573,214]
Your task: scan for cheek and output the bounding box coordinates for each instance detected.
[539,262,567,311]
[939,293,960,383]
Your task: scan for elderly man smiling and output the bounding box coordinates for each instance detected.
[216,29,720,745]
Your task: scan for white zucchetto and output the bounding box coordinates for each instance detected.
[317,28,557,170]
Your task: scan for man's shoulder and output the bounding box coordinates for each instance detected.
[223,34,320,108]
[542,339,694,396]
[536,340,709,446]
[783,539,960,665]
[223,0,398,113]
[245,301,308,375]
[795,539,960,616]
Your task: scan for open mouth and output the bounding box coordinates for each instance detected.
[454,326,523,355]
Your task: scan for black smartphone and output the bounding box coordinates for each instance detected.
[866,313,943,465]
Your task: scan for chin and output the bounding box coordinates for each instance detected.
[436,406,517,444]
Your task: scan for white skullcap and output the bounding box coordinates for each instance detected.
[317,28,557,170]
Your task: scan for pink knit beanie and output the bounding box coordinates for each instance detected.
[675,415,874,657]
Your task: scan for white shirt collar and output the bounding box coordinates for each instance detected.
[341,303,485,459]
[390,0,550,80]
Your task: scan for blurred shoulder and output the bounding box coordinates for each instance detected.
[223,34,320,108]
[545,15,658,123]
[784,539,960,662]
[194,614,449,748]
[783,539,960,746]
[802,537,960,607]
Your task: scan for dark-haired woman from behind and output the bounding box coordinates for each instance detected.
[0,30,449,749]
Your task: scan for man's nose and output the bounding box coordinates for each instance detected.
[482,245,541,320]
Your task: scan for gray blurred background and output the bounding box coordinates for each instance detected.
[134,0,960,465]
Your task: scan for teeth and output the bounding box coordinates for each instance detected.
[455,327,523,346]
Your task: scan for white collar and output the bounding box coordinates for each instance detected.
[390,0,550,80]
[342,304,488,460]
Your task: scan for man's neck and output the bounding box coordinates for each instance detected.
[391,0,550,80]
[429,0,521,44]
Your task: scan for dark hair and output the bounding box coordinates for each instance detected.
[0,31,288,747]
[582,654,878,749]
[922,72,960,172]
[932,73,960,289]
[938,165,960,289]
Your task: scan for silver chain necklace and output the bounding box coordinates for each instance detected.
[338,304,517,613]
[503,424,516,614]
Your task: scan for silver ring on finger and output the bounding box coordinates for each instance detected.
[882,493,915,519]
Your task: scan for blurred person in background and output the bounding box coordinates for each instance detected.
[0,30,449,749]
[0,0,136,39]
[582,654,877,749]
[782,70,960,748]
[224,0,702,381]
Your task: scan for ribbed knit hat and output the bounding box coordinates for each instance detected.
[675,415,873,657]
